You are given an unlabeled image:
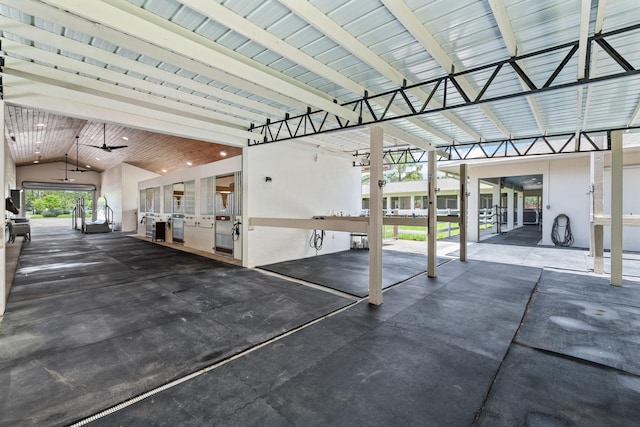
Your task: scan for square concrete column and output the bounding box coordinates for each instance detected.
[427,150,437,277]
[368,127,384,305]
[1,99,6,316]
[459,163,468,261]
[506,188,514,230]
[492,183,501,233]
[590,151,604,273]
[611,130,623,286]
[517,191,524,228]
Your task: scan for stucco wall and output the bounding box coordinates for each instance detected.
[467,155,591,248]
[247,142,361,267]
[101,163,158,232]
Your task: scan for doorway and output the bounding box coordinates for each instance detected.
[172,182,185,243]
[215,174,235,255]
[479,174,543,246]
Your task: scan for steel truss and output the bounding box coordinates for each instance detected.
[249,24,640,146]
[352,130,628,166]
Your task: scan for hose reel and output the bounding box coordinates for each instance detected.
[551,214,574,247]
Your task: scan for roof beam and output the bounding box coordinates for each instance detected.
[278,0,482,141]
[575,0,594,142]
[488,0,546,135]
[179,0,457,145]
[40,0,359,124]
[2,78,247,147]
[382,0,512,139]
[5,0,309,116]
[2,61,257,141]
[0,35,261,126]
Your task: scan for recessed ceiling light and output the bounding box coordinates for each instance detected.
[86,165,92,169]
[33,160,39,164]
[186,161,193,166]
[220,151,227,157]
[162,169,167,173]
[95,157,101,161]
[122,136,129,141]
[36,123,46,127]
[35,151,40,155]
[36,141,42,144]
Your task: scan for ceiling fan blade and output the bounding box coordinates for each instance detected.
[107,145,128,150]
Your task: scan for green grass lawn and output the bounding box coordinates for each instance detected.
[28,214,73,219]
[383,223,493,241]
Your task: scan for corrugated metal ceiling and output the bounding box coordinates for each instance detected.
[1,0,639,173]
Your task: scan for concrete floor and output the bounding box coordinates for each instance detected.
[1,224,640,426]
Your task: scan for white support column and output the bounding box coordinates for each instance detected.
[591,151,604,273]
[1,99,6,316]
[468,169,479,242]
[427,150,437,277]
[241,146,250,268]
[369,127,384,305]
[516,191,524,228]
[492,182,501,234]
[459,163,468,261]
[506,188,514,231]
[611,131,623,286]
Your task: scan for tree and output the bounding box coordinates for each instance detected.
[384,163,424,182]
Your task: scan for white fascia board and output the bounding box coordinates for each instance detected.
[2,72,250,146]
[3,88,247,147]
[3,59,256,139]
[41,0,360,123]
[1,39,263,125]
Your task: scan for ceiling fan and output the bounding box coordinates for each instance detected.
[53,154,76,182]
[83,123,128,152]
[68,136,93,173]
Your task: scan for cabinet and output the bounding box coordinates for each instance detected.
[153,221,166,242]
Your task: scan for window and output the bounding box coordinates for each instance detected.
[362,198,370,209]
[437,195,457,210]
[139,189,146,213]
[480,194,493,209]
[153,187,161,212]
[184,180,195,215]
[163,185,173,213]
[200,177,215,215]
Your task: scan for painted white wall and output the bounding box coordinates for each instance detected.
[546,156,591,248]
[101,163,158,232]
[603,165,640,250]
[4,140,16,199]
[101,164,123,228]
[16,162,102,191]
[138,156,242,254]
[2,105,7,316]
[246,142,361,267]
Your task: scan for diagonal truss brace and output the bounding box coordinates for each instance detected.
[352,129,626,166]
[249,24,640,145]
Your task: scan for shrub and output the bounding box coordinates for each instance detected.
[42,209,62,218]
